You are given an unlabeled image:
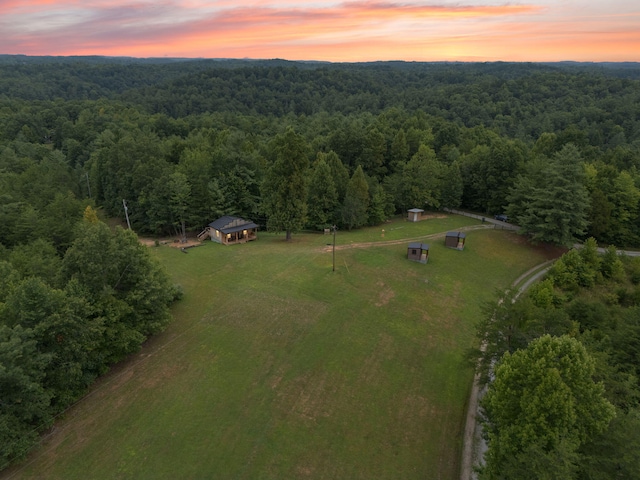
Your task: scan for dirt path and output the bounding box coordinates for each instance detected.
[458,260,558,480]
[320,224,493,252]
[138,237,203,249]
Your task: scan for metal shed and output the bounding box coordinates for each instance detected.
[407,208,424,222]
[445,231,466,250]
[407,242,430,264]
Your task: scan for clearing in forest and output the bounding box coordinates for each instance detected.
[4,215,561,480]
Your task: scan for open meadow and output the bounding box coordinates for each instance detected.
[3,215,563,480]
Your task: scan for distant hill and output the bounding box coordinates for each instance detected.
[3,55,638,107]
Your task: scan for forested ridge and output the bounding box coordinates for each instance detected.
[1,56,640,470]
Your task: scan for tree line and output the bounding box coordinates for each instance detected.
[0,208,181,466]
[1,74,639,246]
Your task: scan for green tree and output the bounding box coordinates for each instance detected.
[307,157,339,230]
[362,127,387,178]
[0,275,103,407]
[585,163,640,245]
[176,146,219,228]
[471,289,534,384]
[39,191,86,253]
[459,135,525,214]
[609,171,640,245]
[578,410,640,480]
[367,182,393,226]
[480,335,615,479]
[389,129,409,172]
[0,261,21,302]
[507,144,589,246]
[261,128,309,241]
[0,325,52,465]
[323,150,349,202]
[60,220,175,362]
[218,165,260,219]
[399,145,443,210]
[8,240,61,286]
[167,171,191,242]
[440,160,464,209]
[341,165,369,230]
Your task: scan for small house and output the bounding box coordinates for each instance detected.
[407,208,424,222]
[445,231,466,250]
[408,242,430,264]
[199,216,259,245]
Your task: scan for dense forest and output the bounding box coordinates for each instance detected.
[473,240,640,478]
[1,56,640,470]
[1,57,639,247]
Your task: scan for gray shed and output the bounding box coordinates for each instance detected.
[408,242,430,264]
[407,208,424,222]
[445,231,466,250]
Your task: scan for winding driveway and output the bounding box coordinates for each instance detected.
[459,243,638,479]
[458,260,556,480]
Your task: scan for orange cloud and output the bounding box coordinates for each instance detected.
[1,1,638,62]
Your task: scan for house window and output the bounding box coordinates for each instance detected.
[412,249,417,255]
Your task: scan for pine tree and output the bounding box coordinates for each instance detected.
[507,144,589,246]
[261,127,309,241]
[307,157,339,230]
[341,165,369,230]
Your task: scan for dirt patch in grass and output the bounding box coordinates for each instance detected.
[139,236,203,249]
[278,372,336,423]
[296,465,316,477]
[141,359,190,390]
[375,281,396,307]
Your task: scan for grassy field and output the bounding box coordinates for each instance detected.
[4,215,561,480]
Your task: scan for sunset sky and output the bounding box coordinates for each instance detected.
[1,0,639,62]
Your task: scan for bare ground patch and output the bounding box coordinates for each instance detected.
[375,281,395,307]
[277,372,336,423]
[138,235,203,249]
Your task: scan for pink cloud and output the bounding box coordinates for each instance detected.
[0,1,638,61]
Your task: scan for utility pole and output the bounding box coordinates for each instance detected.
[332,225,337,272]
[123,199,131,230]
[85,171,92,198]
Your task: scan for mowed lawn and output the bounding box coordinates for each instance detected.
[5,216,559,480]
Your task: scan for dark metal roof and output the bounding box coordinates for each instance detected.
[446,231,466,238]
[208,216,258,234]
[221,222,259,234]
[408,242,429,250]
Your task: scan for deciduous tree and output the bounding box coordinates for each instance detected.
[480,335,615,479]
